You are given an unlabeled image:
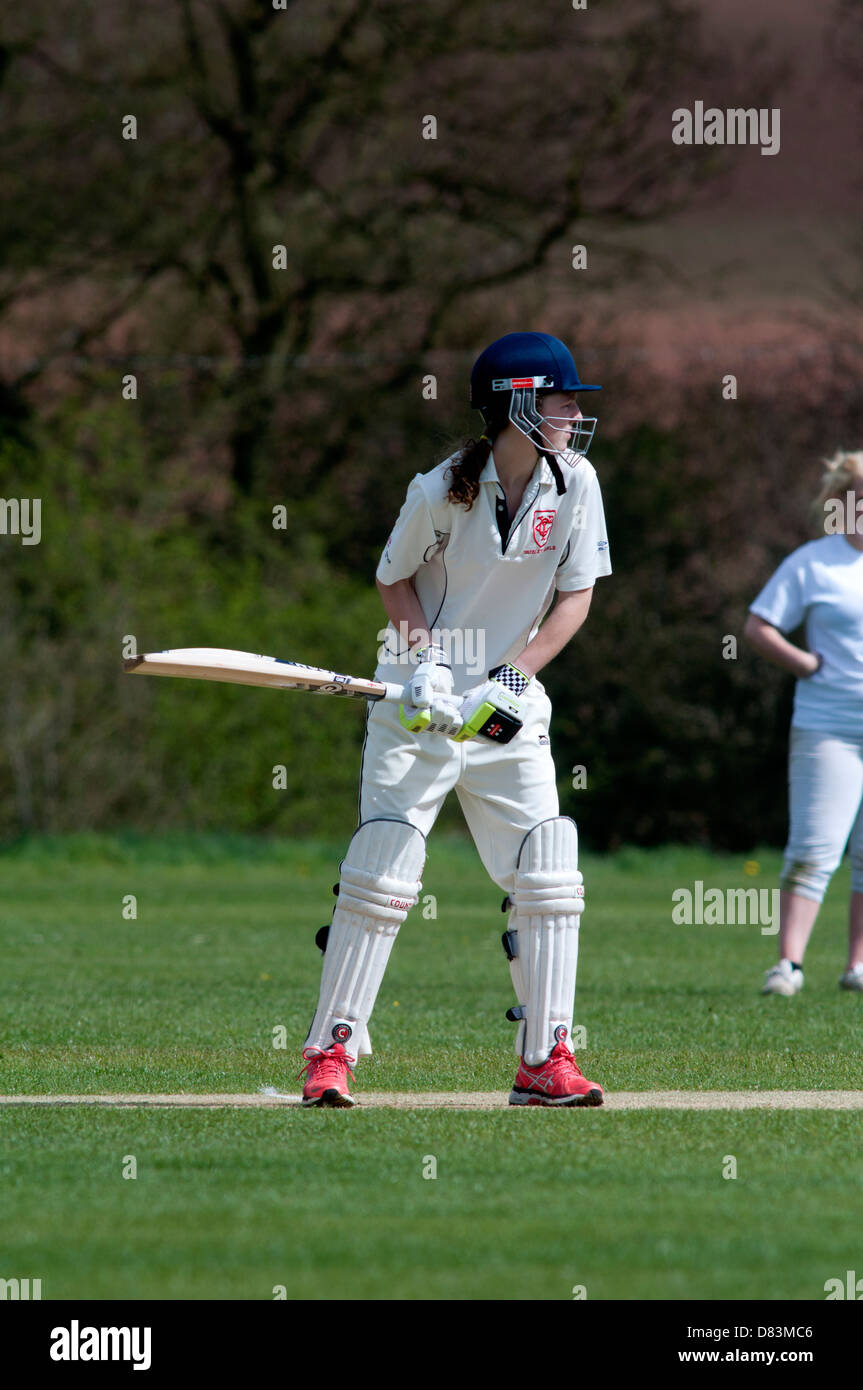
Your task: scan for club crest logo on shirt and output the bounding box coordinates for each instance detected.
[532,510,556,549]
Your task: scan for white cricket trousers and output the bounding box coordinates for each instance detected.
[359,684,560,892]
[781,726,863,903]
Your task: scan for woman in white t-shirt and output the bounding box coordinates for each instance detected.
[745,450,863,995]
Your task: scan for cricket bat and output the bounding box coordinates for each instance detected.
[123,647,405,704]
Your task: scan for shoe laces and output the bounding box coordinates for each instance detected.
[547,1040,585,1077]
[525,1040,584,1079]
[297,1043,356,1084]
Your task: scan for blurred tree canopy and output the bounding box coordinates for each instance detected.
[3,0,854,854]
[2,0,729,490]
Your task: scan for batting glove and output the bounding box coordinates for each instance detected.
[399,643,463,737]
[401,643,454,709]
[452,662,531,744]
[399,694,463,738]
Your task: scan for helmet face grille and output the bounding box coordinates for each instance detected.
[509,387,597,458]
[553,417,597,456]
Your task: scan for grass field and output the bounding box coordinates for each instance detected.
[1,833,860,1300]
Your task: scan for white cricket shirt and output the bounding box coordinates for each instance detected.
[749,534,863,734]
[375,448,612,694]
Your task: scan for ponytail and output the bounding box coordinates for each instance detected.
[445,434,492,510]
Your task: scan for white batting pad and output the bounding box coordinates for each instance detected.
[304,818,426,1059]
[506,817,584,1065]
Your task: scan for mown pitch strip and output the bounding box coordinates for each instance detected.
[1,1090,862,1109]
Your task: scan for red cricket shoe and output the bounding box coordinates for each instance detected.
[298,1043,357,1108]
[509,1039,604,1107]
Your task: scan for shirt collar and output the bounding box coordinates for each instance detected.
[479,449,556,489]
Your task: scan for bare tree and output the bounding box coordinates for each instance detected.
[0,0,761,491]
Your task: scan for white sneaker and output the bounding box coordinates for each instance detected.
[761,959,804,996]
[839,964,863,991]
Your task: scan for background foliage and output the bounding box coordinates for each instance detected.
[1,0,861,849]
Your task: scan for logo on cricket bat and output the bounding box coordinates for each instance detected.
[531,510,556,549]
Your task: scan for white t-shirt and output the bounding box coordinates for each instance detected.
[749,534,863,734]
[375,447,612,694]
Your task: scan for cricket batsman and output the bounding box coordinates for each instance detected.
[298,332,612,1106]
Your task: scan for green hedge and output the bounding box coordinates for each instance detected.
[0,406,386,839]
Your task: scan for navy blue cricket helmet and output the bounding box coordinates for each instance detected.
[470,332,600,492]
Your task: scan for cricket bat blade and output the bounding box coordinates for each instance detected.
[124,647,403,702]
